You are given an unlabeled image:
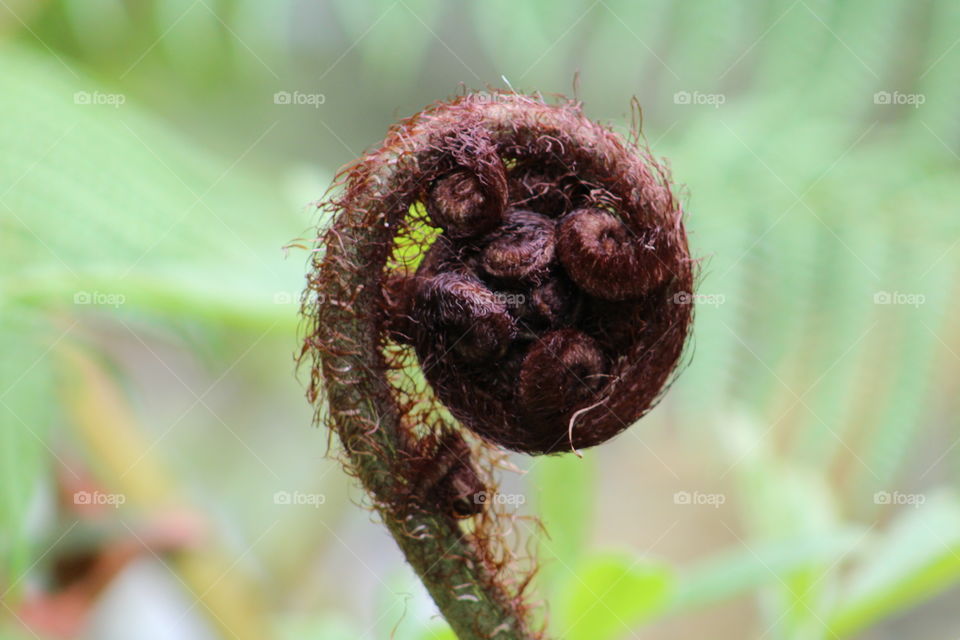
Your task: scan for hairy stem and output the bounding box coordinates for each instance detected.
[316,206,533,638]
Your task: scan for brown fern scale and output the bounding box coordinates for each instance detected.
[307,92,694,458]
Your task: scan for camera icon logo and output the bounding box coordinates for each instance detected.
[274,91,292,105]
[873,91,891,105]
[273,490,292,505]
[673,91,691,105]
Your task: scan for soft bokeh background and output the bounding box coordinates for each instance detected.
[2,1,959,639]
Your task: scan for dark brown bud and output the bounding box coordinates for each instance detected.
[480,210,556,286]
[413,272,516,364]
[515,273,581,332]
[557,208,668,301]
[580,295,651,352]
[307,92,694,461]
[411,431,487,519]
[426,169,504,239]
[415,233,482,281]
[516,329,609,453]
[445,462,486,518]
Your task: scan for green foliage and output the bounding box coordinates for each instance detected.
[829,491,960,636]
[671,528,865,613]
[533,452,596,592]
[554,552,673,640]
[3,0,960,637]
[0,47,308,330]
[0,42,308,599]
[0,310,53,590]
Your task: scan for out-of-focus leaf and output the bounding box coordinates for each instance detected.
[59,345,271,640]
[533,451,596,595]
[331,0,440,87]
[374,568,441,640]
[670,528,865,612]
[0,43,309,331]
[0,310,54,595]
[723,415,847,636]
[155,0,225,80]
[0,38,309,604]
[828,490,960,637]
[277,614,362,640]
[416,624,457,640]
[555,551,673,640]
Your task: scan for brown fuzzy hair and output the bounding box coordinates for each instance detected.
[304,91,694,455]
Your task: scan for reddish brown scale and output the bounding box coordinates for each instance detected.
[408,431,487,519]
[507,167,584,217]
[423,341,527,450]
[415,234,482,280]
[381,273,420,345]
[415,234,457,277]
[515,329,609,453]
[412,272,516,365]
[479,210,556,287]
[515,273,581,333]
[579,295,654,353]
[426,168,505,239]
[557,207,670,301]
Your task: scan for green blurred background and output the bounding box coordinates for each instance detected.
[2,1,959,638]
